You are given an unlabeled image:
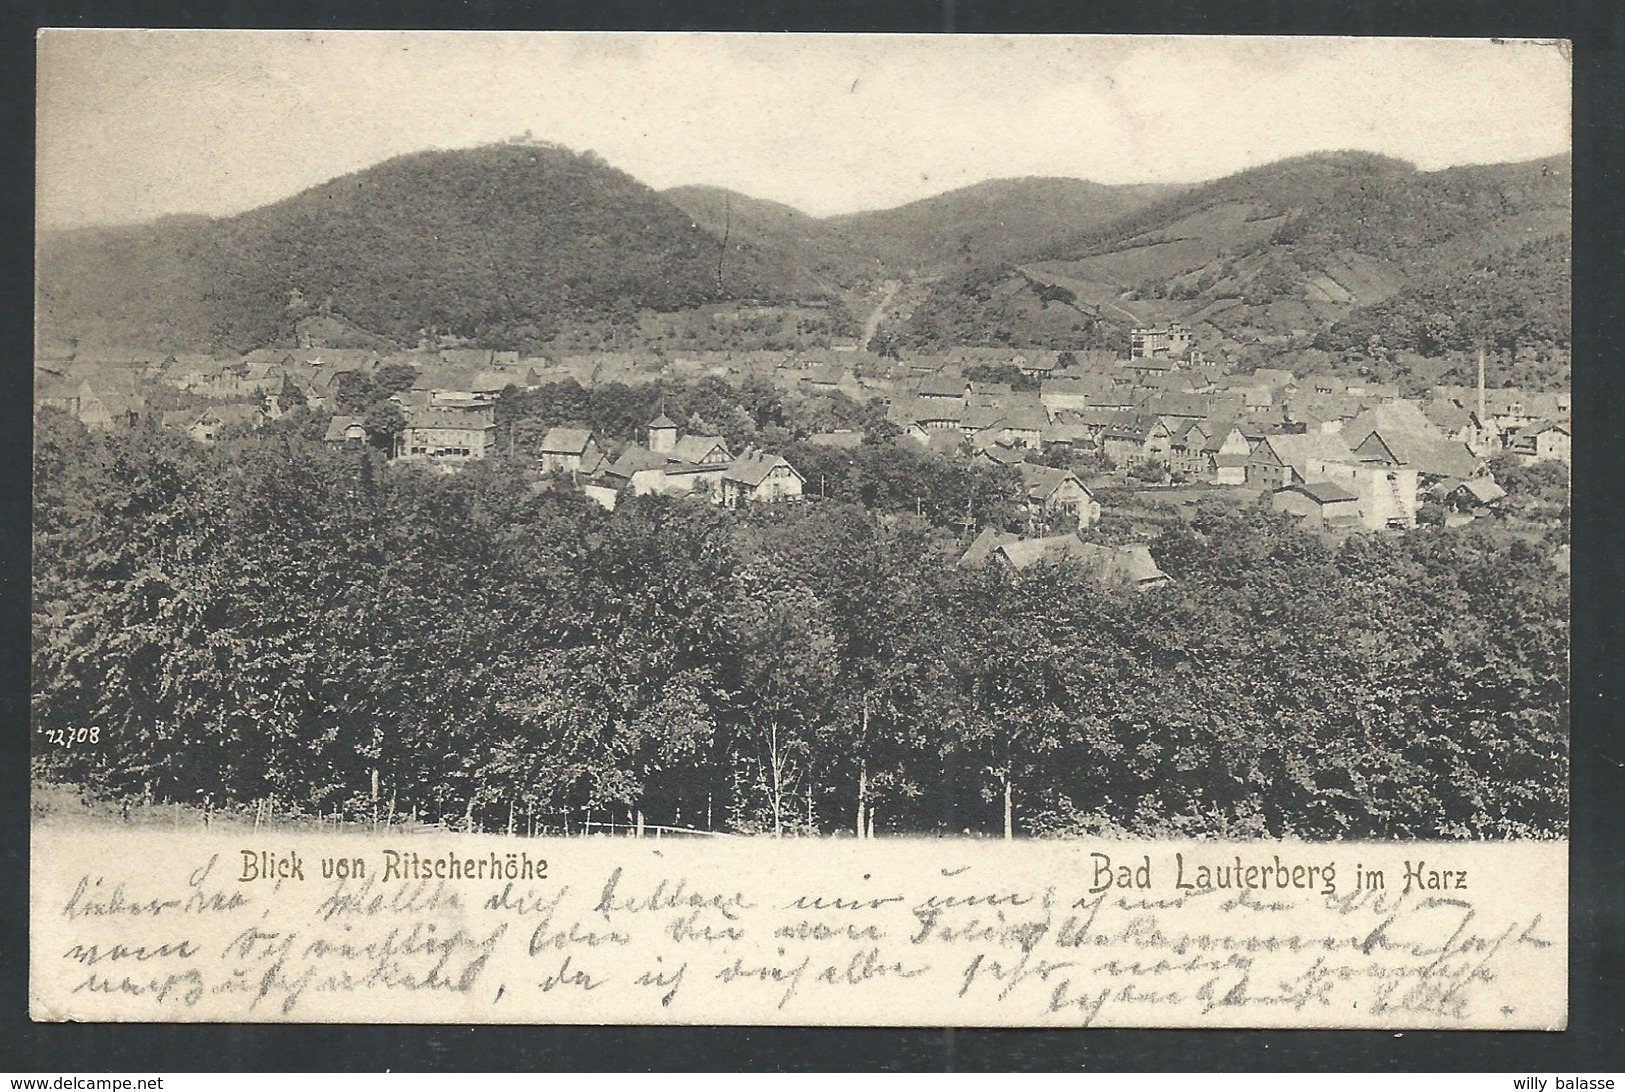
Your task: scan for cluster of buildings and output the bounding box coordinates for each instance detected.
[36,325,1568,539]
[542,415,804,511]
[859,337,1568,534]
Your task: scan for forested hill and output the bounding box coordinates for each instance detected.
[825,176,1182,275]
[901,151,1571,360]
[663,185,882,291]
[37,144,816,355]
[39,145,1569,361]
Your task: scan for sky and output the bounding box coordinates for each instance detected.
[36,32,1572,229]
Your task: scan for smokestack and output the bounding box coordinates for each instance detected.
[1477,346,1487,429]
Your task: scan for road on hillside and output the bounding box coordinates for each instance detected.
[857,279,902,352]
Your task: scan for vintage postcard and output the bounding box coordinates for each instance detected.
[31,31,1571,1027]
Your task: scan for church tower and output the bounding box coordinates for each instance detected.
[648,413,678,456]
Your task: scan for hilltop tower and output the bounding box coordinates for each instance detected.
[648,413,678,455]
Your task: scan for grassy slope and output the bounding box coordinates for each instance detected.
[901,152,1570,357]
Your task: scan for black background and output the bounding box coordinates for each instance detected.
[2,0,1620,1072]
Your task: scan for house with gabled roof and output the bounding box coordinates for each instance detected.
[1244,432,1357,492]
[1012,350,1060,379]
[601,444,679,495]
[1019,464,1099,530]
[959,526,1022,566]
[1141,392,1210,421]
[1100,413,1174,468]
[395,404,496,461]
[471,370,524,397]
[71,372,147,429]
[1125,355,1180,381]
[1247,431,1423,530]
[1421,398,1484,447]
[1436,476,1508,511]
[1271,481,1363,530]
[539,426,605,475]
[969,404,1048,450]
[594,416,799,506]
[893,395,963,433]
[1041,412,1094,449]
[324,415,368,444]
[721,452,804,508]
[1510,420,1570,464]
[1040,376,1110,414]
[974,440,1028,469]
[1213,376,1275,411]
[965,530,1171,589]
[1168,419,1216,479]
[670,433,733,466]
[169,403,265,443]
[916,373,968,402]
[1350,429,1485,483]
[1198,420,1253,485]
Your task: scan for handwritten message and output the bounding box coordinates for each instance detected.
[30,830,1566,1027]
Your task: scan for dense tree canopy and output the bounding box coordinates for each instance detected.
[33,408,1568,838]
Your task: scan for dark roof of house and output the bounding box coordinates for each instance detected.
[1355,429,1483,479]
[1422,399,1475,431]
[1277,481,1358,505]
[988,535,1170,586]
[606,445,670,479]
[996,405,1050,432]
[1454,477,1508,504]
[1144,393,1210,419]
[404,405,495,430]
[913,399,964,423]
[917,374,966,399]
[1019,463,1089,502]
[724,453,800,487]
[648,414,678,430]
[801,366,847,386]
[1100,412,1163,441]
[324,414,365,441]
[471,369,522,392]
[1253,432,1357,479]
[1041,377,1113,397]
[959,527,1022,566]
[540,427,596,454]
[411,365,478,392]
[670,434,731,464]
[1199,419,1244,451]
[1042,416,1093,444]
[977,443,1027,467]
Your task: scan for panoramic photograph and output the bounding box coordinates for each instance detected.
[32,32,1571,843]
